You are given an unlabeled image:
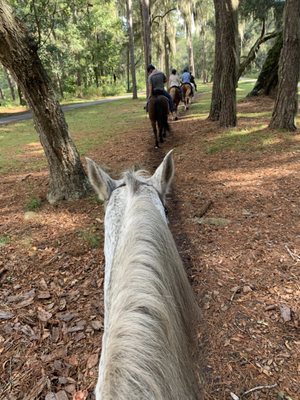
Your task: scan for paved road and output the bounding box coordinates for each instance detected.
[0,94,134,126]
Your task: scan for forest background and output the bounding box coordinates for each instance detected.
[0,0,288,105]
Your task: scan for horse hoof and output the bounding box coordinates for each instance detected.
[175,116,178,121]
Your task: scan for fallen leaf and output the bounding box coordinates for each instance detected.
[58,298,67,311]
[57,312,78,322]
[7,289,35,303]
[41,347,67,363]
[67,354,79,367]
[91,320,102,331]
[74,332,86,342]
[65,384,76,394]
[86,353,99,369]
[37,291,51,299]
[19,324,37,339]
[242,285,252,293]
[45,393,56,400]
[56,390,69,400]
[38,307,53,322]
[0,310,14,320]
[280,304,292,322]
[51,326,60,343]
[265,304,277,311]
[14,297,35,308]
[40,278,49,290]
[67,325,85,333]
[72,390,88,400]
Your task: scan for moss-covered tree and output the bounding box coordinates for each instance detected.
[247,33,283,96]
[269,0,300,131]
[0,0,89,203]
[218,0,239,127]
[208,0,222,121]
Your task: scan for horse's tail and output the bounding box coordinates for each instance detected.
[155,97,170,133]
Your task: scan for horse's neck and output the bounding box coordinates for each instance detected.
[98,196,199,400]
[104,193,166,308]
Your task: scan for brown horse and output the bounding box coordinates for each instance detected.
[169,86,181,120]
[181,83,193,111]
[148,95,170,148]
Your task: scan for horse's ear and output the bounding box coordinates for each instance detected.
[151,150,175,199]
[86,157,116,201]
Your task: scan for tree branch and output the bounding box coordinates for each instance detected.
[238,30,279,80]
[151,8,176,24]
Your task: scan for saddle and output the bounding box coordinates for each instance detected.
[152,88,167,97]
[181,82,192,89]
[181,82,194,96]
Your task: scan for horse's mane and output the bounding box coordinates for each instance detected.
[100,172,199,400]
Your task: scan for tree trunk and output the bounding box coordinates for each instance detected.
[186,23,195,75]
[126,0,138,99]
[4,67,16,101]
[140,0,151,97]
[0,1,89,203]
[164,20,170,80]
[126,44,130,92]
[17,85,26,106]
[56,73,64,99]
[201,30,208,83]
[269,0,300,131]
[247,33,283,97]
[218,0,239,127]
[93,66,99,88]
[0,87,4,100]
[208,0,223,121]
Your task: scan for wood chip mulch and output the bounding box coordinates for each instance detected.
[0,95,299,400]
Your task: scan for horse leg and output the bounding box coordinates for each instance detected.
[151,120,159,148]
[174,103,178,120]
[159,122,164,143]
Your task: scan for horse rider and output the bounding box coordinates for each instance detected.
[169,68,183,100]
[146,64,174,113]
[181,67,196,96]
[190,71,197,92]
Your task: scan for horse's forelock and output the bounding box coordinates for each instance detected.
[123,170,149,195]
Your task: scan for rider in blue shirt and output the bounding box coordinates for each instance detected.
[181,68,191,85]
[181,68,197,96]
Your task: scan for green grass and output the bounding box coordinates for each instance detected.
[236,81,255,98]
[205,122,299,155]
[78,229,102,248]
[0,97,146,174]
[0,80,299,174]
[205,125,270,154]
[68,98,145,154]
[0,235,10,246]
[25,197,42,211]
[186,92,212,119]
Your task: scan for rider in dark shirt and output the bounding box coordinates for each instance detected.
[146,64,174,112]
[190,73,197,92]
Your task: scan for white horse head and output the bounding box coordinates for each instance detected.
[86,150,199,400]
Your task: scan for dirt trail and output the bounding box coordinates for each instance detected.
[0,95,299,399]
